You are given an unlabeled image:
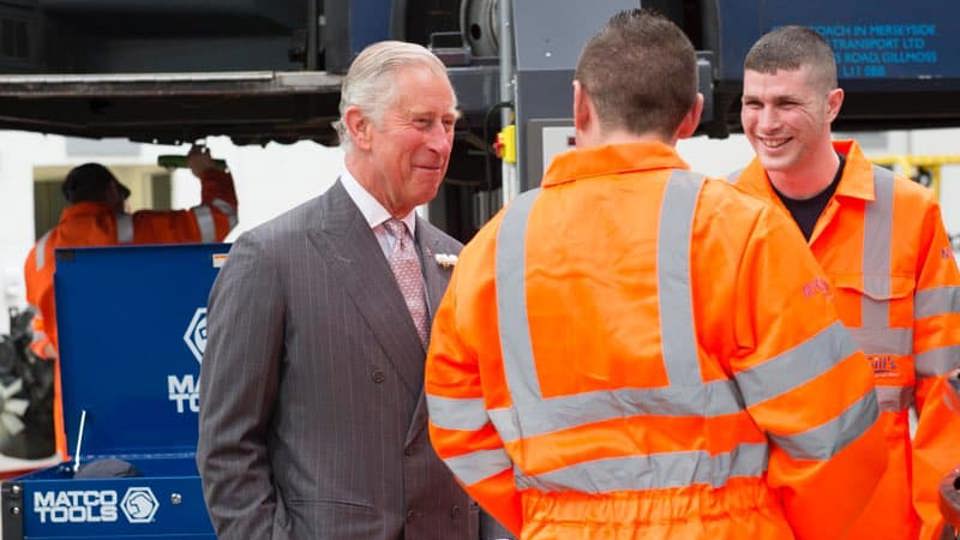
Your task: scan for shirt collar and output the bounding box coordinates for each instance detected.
[340,165,417,235]
[542,141,689,187]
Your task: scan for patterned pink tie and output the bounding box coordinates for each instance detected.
[384,219,428,346]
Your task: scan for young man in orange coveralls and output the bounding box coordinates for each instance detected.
[425,9,887,540]
[24,145,238,459]
[730,26,960,540]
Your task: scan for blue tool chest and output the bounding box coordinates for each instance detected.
[1,243,229,539]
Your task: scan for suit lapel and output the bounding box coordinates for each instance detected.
[405,219,455,445]
[307,181,425,397]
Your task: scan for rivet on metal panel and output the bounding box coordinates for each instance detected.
[10,506,20,515]
[171,493,183,505]
[10,484,21,495]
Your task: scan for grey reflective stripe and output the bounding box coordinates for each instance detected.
[115,213,134,243]
[726,168,744,184]
[658,171,705,386]
[848,327,913,356]
[915,345,960,377]
[192,205,216,242]
[211,198,238,230]
[426,394,490,431]
[34,231,52,271]
[443,448,512,486]
[486,380,744,443]
[915,286,960,319]
[861,166,894,328]
[770,389,878,461]
[876,385,913,412]
[736,322,859,407]
[496,187,543,403]
[515,442,768,493]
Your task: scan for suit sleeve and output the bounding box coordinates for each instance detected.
[729,206,887,540]
[426,227,523,537]
[910,199,960,540]
[131,169,238,243]
[196,230,284,540]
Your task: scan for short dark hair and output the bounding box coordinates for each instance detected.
[574,9,697,139]
[61,163,129,204]
[744,26,838,91]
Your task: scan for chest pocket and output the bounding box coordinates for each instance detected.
[834,273,916,394]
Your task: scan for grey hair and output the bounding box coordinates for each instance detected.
[333,40,453,150]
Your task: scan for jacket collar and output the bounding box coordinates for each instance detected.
[737,139,876,202]
[60,202,115,222]
[542,141,689,188]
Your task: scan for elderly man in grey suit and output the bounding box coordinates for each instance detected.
[197,41,510,539]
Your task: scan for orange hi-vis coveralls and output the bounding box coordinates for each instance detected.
[425,141,887,540]
[730,139,960,540]
[24,168,237,458]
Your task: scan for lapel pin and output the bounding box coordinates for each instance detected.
[434,253,458,269]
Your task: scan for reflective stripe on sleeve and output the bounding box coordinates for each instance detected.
[426,394,491,431]
[915,286,960,319]
[769,389,878,461]
[514,442,768,493]
[115,213,134,243]
[736,322,859,407]
[211,198,238,230]
[192,205,216,242]
[34,231,52,271]
[875,385,913,412]
[443,448,513,486]
[915,345,960,377]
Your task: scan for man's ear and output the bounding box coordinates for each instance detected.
[674,93,704,140]
[573,80,592,147]
[344,106,373,150]
[825,87,844,124]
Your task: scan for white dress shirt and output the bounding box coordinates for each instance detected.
[340,166,417,256]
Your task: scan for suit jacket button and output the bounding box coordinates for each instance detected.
[371,370,385,384]
[406,510,417,523]
[450,505,461,519]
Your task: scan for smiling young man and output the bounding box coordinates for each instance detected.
[730,26,960,540]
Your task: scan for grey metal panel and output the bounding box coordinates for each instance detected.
[447,64,501,114]
[511,0,638,71]
[525,118,572,191]
[511,0,637,192]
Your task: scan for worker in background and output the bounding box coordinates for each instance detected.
[729,26,960,540]
[24,144,238,458]
[425,9,886,539]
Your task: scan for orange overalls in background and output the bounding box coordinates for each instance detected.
[731,139,960,540]
[23,168,237,459]
[425,142,887,539]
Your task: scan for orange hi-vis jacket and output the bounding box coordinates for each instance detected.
[425,141,887,540]
[730,140,960,540]
[24,168,237,458]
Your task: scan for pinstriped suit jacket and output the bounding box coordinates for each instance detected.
[197,181,509,539]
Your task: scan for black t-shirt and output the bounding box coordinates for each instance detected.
[773,154,845,241]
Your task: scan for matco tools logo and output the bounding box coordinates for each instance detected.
[34,487,159,524]
[33,490,118,523]
[183,307,208,363]
[120,487,159,523]
[169,308,206,414]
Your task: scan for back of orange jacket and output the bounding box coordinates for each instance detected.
[23,168,237,458]
[426,142,887,540]
[730,140,960,540]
